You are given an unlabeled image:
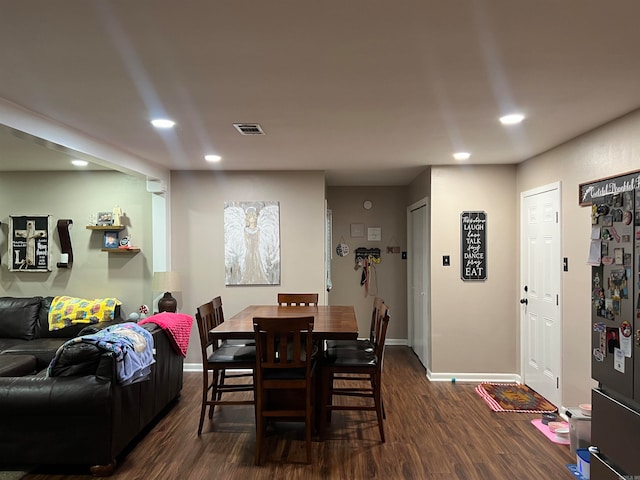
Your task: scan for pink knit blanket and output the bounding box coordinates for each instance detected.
[139,312,193,357]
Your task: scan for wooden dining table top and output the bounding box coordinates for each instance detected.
[210,305,359,341]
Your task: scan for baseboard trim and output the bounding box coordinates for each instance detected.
[427,371,522,383]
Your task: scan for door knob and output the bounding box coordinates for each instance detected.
[520,298,528,305]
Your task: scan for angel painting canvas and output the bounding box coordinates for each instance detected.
[224,201,281,285]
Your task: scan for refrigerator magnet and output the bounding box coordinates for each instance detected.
[620,321,632,337]
[614,348,625,373]
[593,348,604,362]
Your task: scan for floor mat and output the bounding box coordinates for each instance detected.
[475,382,558,413]
[531,419,570,445]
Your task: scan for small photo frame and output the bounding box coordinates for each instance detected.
[367,227,381,241]
[103,231,119,249]
[350,223,364,238]
[97,211,114,226]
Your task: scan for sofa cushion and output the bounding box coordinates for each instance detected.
[0,296,43,340]
[0,354,37,377]
[2,338,68,371]
[0,338,27,352]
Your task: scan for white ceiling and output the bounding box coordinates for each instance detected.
[1,1,640,185]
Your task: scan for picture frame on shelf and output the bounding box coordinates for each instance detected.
[103,231,119,249]
[97,211,114,226]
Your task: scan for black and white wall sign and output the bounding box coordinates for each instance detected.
[9,215,52,272]
[461,211,486,281]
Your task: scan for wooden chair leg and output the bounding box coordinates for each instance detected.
[208,370,219,419]
[320,368,332,440]
[306,402,312,464]
[373,374,385,442]
[198,370,210,435]
[255,411,264,465]
[217,370,226,400]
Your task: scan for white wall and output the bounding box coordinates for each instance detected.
[0,171,153,315]
[170,170,327,364]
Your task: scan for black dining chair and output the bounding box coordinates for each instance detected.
[326,296,384,352]
[195,301,256,435]
[211,296,254,399]
[319,303,390,443]
[253,315,315,465]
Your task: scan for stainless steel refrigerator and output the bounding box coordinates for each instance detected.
[588,182,640,479]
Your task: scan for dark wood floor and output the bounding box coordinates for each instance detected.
[25,346,574,479]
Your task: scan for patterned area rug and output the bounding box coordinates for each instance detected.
[475,382,558,413]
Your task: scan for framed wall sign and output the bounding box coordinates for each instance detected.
[9,215,52,272]
[578,169,640,206]
[461,211,487,281]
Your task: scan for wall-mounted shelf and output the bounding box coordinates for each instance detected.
[101,248,140,254]
[88,225,140,254]
[86,225,125,231]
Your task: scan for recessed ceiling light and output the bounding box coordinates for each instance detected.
[71,159,88,167]
[453,152,471,161]
[150,118,176,129]
[499,113,525,125]
[204,154,222,162]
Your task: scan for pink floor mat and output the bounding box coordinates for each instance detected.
[531,419,570,445]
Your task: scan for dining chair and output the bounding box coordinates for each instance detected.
[277,293,319,306]
[319,303,390,443]
[253,315,315,465]
[325,296,384,351]
[211,296,254,399]
[195,301,256,435]
[324,296,387,419]
[212,295,255,347]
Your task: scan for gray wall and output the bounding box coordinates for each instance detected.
[429,165,518,375]
[0,171,153,316]
[327,186,408,342]
[517,109,640,407]
[170,170,327,365]
[4,107,640,409]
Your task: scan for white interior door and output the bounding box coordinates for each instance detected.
[521,183,562,407]
[408,200,429,371]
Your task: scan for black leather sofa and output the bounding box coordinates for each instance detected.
[0,296,184,475]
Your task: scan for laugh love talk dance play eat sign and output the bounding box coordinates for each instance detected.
[461,211,487,281]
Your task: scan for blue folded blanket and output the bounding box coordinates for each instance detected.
[48,322,155,385]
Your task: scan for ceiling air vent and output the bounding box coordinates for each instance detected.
[233,123,265,135]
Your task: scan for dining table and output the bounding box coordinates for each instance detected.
[209,304,359,342]
[209,304,359,440]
